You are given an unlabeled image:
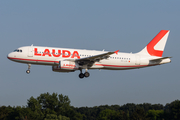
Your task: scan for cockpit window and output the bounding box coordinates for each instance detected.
[14,49,18,52]
[14,49,22,52]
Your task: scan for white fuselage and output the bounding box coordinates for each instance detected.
[7,46,170,70]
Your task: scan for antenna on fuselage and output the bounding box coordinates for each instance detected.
[31,44,33,46]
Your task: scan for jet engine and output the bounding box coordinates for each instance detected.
[52,60,79,72]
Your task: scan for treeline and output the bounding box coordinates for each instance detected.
[0,92,180,120]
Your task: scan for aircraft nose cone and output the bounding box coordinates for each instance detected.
[7,52,13,59]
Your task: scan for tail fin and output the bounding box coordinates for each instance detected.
[138,30,170,57]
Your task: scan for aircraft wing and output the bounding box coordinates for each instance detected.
[77,50,119,61]
[75,50,119,66]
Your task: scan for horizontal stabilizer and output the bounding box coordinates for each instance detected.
[150,57,172,62]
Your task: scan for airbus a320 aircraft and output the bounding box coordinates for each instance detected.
[7,30,171,78]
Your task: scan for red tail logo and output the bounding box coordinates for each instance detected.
[147,30,169,57]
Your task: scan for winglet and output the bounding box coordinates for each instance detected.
[114,50,119,55]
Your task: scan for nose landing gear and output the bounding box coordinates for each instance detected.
[26,64,31,74]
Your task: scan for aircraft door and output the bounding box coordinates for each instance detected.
[28,47,33,57]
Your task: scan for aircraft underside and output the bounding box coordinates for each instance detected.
[8,56,160,79]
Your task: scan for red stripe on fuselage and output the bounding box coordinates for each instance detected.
[7,57,158,68]
[7,57,58,64]
[95,64,157,68]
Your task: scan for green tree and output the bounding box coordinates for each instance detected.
[27,92,81,119]
[164,100,180,120]
[130,108,149,120]
[27,96,44,120]
[0,106,13,120]
[57,115,70,120]
[97,109,126,120]
[44,114,70,120]
[55,93,71,116]
[146,110,164,120]
[98,109,115,120]
[13,106,26,120]
[37,92,58,115]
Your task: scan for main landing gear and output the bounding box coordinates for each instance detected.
[26,64,31,74]
[79,69,90,79]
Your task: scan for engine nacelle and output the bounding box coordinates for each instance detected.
[52,66,75,72]
[52,60,79,72]
[60,60,79,70]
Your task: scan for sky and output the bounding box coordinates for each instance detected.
[0,1,180,107]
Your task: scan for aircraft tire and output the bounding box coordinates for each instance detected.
[79,73,84,79]
[84,72,90,78]
[26,70,30,74]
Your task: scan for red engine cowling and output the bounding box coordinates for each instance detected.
[52,61,79,72]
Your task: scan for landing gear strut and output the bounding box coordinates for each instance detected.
[26,64,31,74]
[79,69,90,79]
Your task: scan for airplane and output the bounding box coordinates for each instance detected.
[7,30,171,79]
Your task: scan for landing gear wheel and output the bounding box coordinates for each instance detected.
[26,70,30,74]
[79,73,85,79]
[26,64,31,74]
[84,72,90,78]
